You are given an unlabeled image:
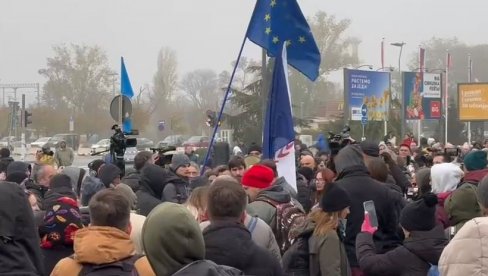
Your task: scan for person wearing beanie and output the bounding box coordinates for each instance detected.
[360,141,380,158]
[440,175,488,275]
[356,193,448,276]
[43,174,77,211]
[245,164,304,252]
[160,154,190,204]
[247,143,262,157]
[290,182,351,276]
[98,163,122,188]
[332,145,403,272]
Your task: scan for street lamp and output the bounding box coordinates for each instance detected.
[390,42,406,72]
[355,64,373,70]
[108,72,118,98]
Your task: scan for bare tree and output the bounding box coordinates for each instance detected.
[180,69,219,112]
[150,47,178,114]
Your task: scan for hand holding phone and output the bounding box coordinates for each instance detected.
[363,200,379,228]
[361,212,378,234]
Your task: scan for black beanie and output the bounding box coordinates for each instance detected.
[320,182,351,212]
[248,143,262,154]
[360,141,380,157]
[400,193,438,232]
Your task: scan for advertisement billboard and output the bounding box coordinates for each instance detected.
[344,69,391,121]
[458,83,488,121]
[403,72,442,120]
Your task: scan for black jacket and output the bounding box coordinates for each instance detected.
[136,164,165,216]
[334,146,402,268]
[25,180,49,210]
[0,181,44,275]
[162,169,189,204]
[356,225,447,276]
[121,170,141,192]
[43,186,77,211]
[203,220,283,276]
[41,246,74,276]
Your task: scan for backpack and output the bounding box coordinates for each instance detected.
[282,230,313,276]
[257,198,306,254]
[71,254,143,276]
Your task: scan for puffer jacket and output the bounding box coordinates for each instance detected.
[356,225,447,276]
[247,184,293,227]
[162,169,189,204]
[439,217,488,276]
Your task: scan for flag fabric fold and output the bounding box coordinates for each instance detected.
[121,57,134,99]
[263,44,297,191]
[247,0,321,81]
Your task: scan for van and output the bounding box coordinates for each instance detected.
[47,133,80,150]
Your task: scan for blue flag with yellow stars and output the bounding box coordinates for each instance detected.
[247,0,321,81]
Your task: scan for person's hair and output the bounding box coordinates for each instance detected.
[228,156,246,170]
[478,175,488,209]
[33,164,48,183]
[185,186,209,221]
[259,159,278,177]
[204,169,218,178]
[189,162,200,171]
[214,165,229,174]
[365,158,388,182]
[134,151,153,171]
[0,147,10,158]
[308,208,340,236]
[207,177,247,220]
[89,188,131,231]
[433,153,447,162]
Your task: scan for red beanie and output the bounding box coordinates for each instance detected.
[242,165,274,189]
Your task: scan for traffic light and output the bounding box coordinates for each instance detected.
[24,110,32,127]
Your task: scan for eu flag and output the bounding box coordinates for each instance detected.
[263,44,297,190]
[247,0,321,81]
[121,57,134,98]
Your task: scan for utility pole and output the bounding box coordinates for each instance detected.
[21,94,26,161]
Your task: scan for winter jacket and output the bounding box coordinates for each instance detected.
[387,162,410,194]
[436,192,452,229]
[203,219,283,276]
[40,154,56,166]
[43,185,77,211]
[201,213,281,263]
[172,260,244,275]
[162,169,189,204]
[0,181,44,276]
[130,212,146,255]
[61,167,86,197]
[54,148,74,167]
[296,220,350,276]
[296,174,313,213]
[247,183,293,227]
[333,145,403,268]
[462,168,488,184]
[51,226,155,276]
[25,180,49,210]
[445,183,482,236]
[136,164,166,216]
[80,175,105,206]
[439,217,488,276]
[42,246,74,276]
[356,225,447,276]
[122,170,142,192]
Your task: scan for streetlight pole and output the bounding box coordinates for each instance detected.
[391,42,406,139]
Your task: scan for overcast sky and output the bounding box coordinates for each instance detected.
[1,0,487,97]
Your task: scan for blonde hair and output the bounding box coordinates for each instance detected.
[309,208,340,236]
[185,186,209,222]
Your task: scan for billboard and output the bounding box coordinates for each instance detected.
[403,72,442,120]
[344,69,391,121]
[458,83,488,121]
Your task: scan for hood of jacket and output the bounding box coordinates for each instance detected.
[334,145,366,175]
[0,181,44,275]
[255,182,291,203]
[72,226,135,264]
[143,202,205,276]
[98,164,121,188]
[445,185,482,226]
[80,175,105,206]
[274,176,297,199]
[62,166,86,195]
[464,168,488,184]
[202,219,254,270]
[172,260,244,276]
[403,225,448,265]
[431,163,463,194]
[140,164,168,197]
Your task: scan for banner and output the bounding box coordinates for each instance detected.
[344,69,391,121]
[403,72,442,120]
[458,83,488,121]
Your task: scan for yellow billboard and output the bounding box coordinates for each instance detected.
[458,83,488,121]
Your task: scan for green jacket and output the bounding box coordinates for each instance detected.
[54,148,74,167]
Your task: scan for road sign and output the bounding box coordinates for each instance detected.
[110,95,132,122]
[361,117,368,125]
[361,104,368,117]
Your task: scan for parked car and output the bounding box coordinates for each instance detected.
[124,147,138,164]
[46,133,80,150]
[90,139,110,154]
[157,135,189,148]
[30,137,51,149]
[182,136,210,148]
[0,136,16,148]
[136,138,154,151]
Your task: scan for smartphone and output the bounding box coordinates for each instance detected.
[363,200,379,228]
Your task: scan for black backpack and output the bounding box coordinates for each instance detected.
[282,229,313,276]
[71,255,143,276]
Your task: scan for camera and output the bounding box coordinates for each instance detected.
[328,125,354,155]
[150,146,178,168]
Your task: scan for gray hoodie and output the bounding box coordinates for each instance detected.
[334,145,366,175]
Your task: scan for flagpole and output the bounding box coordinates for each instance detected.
[445,51,449,144]
[200,35,248,174]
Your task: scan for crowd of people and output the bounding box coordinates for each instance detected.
[2,133,488,276]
